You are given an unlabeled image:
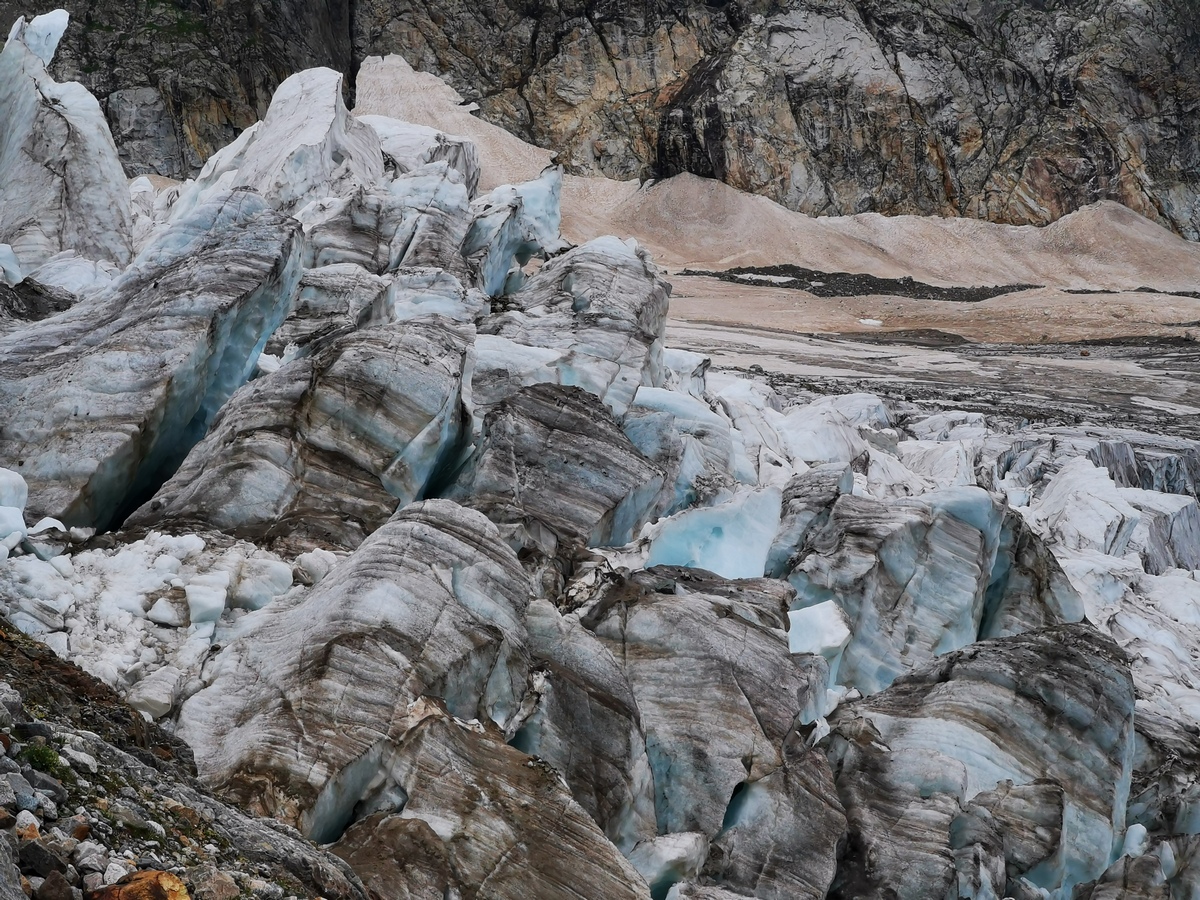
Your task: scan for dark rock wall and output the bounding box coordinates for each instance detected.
[6,0,1199,235]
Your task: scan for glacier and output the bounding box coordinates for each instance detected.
[1,14,1200,900]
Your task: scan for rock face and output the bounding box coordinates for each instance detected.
[0,0,355,179]
[366,0,1200,235]
[653,0,1200,235]
[15,0,1200,235]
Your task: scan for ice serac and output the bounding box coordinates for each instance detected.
[360,114,481,198]
[765,463,854,578]
[702,741,846,900]
[789,486,1081,695]
[0,11,132,270]
[519,598,657,851]
[127,321,472,550]
[477,236,669,417]
[329,698,649,900]
[824,624,1135,900]
[623,386,752,516]
[264,263,389,353]
[295,162,471,277]
[463,166,569,296]
[581,566,837,870]
[0,190,301,530]
[177,500,532,830]
[450,383,664,562]
[644,488,783,581]
[171,67,382,218]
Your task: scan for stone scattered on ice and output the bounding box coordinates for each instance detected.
[0,10,133,270]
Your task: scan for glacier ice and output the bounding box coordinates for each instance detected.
[826,625,1135,900]
[449,383,664,562]
[479,235,669,416]
[1,44,1199,900]
[129,320,472,549]
[0,190,301,529]
[623,386,750,516]
[463,166,570,296]
[177,501,533,827]
[645,488,782,580]
[360,114,481,197]
[0,10,132,270]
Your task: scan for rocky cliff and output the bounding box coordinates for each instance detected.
[4,0,1198,236]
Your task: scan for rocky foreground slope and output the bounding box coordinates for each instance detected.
[2,0,1199,237]
[4,9,1200,900]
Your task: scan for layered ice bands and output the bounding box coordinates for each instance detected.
[0,190,301,530]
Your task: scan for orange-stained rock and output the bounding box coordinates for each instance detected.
[85,871,190,900]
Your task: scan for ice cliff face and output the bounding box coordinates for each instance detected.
[4,11,1200,900]
[5,0,1200,236]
